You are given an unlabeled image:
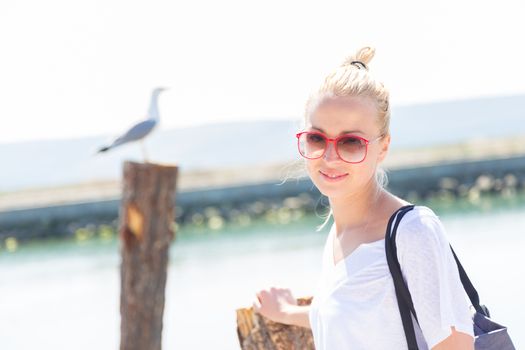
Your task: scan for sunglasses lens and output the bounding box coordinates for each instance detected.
[298,133,326,158]
[337,136,366,163]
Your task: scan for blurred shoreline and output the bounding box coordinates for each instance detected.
[1,134,525,241]
[1,134,524,211]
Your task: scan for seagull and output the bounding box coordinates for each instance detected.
[96,87,168,161]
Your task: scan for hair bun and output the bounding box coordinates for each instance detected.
[341,46,376,71]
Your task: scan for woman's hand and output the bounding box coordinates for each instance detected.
[252,286,298,324]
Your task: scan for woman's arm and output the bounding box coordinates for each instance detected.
[282,304,311,329]
[252,287,311,329]
[432,327,474,350]
[395,209,475,349]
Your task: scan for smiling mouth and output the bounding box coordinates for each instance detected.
[319,170,349,180]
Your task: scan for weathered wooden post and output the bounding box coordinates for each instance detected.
[236,296,315,350]
[119,161,178,350]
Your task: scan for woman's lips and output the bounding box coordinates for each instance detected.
[319,170,348,182]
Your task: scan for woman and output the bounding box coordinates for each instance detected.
[253,47,475,349]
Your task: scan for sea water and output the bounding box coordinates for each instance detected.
[1,198,524,349]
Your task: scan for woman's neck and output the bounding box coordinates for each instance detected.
[329,180,384,235]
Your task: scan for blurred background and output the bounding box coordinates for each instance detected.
[1,0,524,349]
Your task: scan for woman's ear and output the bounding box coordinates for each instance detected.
[377,134,390,164]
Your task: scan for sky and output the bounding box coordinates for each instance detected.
[1,0,524,144]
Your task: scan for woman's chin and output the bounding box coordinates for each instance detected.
[313,178,351,197]
[319,188,347,198]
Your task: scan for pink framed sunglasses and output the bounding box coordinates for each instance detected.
[295,131,384,164]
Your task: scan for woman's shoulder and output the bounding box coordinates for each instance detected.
[399,204,440,226]
[395,205,450,252]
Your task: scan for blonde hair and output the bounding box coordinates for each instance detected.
[302,46,392,232]
[304,46,391,137]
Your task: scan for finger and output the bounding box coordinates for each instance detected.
[252,297,262,313]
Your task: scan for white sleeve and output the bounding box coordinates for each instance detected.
[396,209,474,349]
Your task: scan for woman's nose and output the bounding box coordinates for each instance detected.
[323,142,340,162]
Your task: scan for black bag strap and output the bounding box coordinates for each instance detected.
[385,205,488,350]
[385,205,420,350]
[449,246,488,316]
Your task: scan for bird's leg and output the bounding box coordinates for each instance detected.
[141,140,149,163]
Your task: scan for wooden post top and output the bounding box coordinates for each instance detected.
[123,160,179,170]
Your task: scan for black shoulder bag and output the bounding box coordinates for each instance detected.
[384,205,515,350]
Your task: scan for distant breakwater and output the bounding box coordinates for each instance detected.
[1,154,525,244]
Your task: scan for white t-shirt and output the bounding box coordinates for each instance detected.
[308,205,474,350]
